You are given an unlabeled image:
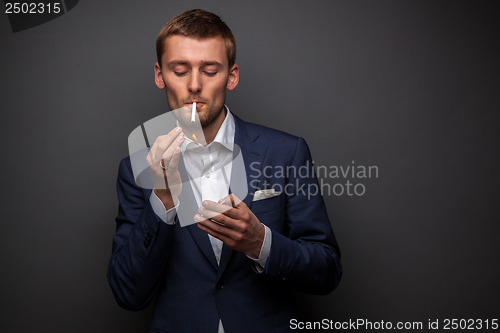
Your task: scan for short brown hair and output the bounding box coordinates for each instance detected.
[156,9,236,68]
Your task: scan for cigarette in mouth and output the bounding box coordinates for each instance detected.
[191,102,196,122]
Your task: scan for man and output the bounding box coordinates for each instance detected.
[108,9,342,333]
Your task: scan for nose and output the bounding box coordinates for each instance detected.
[188,70,201,94]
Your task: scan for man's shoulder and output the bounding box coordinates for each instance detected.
[233,114,302,145]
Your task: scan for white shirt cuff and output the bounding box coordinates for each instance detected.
[245,224,272,272]
[149,191,178,225]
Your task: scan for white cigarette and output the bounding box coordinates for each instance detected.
[191,102,196,122]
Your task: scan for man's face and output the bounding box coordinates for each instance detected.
[154,35,239,128]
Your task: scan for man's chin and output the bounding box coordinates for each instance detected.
[199,116,210,128]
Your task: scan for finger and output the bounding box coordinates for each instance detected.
[228,193,242,207]
[194,213,226,225]
[217,193,241,208]
[198,206,233,222]
[197,222,232,244]
[150,129,178,159]
[167,146,182,171]
[163,146,182,188]
[195,215,240,240]
[198,205,237,223]
[150,127,183,162]
[161,131,184,166]
[201,200,243,221]
[201,200,233,215]
[197,207,241,232]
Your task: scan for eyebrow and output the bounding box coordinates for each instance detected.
[200,61,222,67]
[167,60,189,68]
[167,60,223,68]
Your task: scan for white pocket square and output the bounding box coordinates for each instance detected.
[253,189,281,201]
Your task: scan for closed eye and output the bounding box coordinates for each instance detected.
[174,71,188,76]
[204,71,217,76]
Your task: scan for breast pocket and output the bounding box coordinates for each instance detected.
[252,195,288,234]
[250,193,284,214]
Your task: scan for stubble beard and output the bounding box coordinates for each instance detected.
[199,102,225,128]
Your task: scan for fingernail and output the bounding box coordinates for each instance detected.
[202,201,209,207]
[177,134,184,141]
[175,127,182,132]
[194,214,202,222]
[218,199,226,205]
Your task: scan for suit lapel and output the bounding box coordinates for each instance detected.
[233,114,268,207]
[218,114,268,276]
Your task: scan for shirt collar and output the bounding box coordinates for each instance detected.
[212,105,235,151]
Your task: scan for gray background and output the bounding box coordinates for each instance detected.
[1,0,499,332]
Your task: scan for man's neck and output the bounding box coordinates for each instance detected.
[202,107,227,145]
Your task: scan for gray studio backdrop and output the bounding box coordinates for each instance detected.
[1,1,499,332]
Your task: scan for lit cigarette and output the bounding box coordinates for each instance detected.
[191,102,196,122]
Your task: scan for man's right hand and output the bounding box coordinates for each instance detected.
[146,126,184,210]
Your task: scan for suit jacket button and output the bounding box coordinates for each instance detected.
[216,281,224,289]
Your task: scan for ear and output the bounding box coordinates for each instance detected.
[154,62,165,89]
[226,64,239,91]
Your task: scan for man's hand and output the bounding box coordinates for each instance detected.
[146,126,184,210]
[195,194,265,257]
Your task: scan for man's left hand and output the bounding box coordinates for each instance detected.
[195,194,265,258]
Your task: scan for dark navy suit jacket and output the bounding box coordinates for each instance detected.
[108,114,342,333]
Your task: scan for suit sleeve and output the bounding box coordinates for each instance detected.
[263,137,343,295]
[107,158,175,310]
